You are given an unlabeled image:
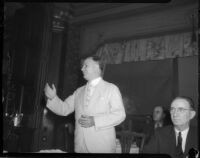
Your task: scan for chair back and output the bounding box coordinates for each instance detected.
[117,131,146,153]
[131,131,146,152]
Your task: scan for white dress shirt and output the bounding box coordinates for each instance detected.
[174,127,189,152]
[84,77,102,108]
[154,122,163,129]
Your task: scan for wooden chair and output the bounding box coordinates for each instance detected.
[116,131,146,153]
[131,131,146,152]
[64,123,74,152]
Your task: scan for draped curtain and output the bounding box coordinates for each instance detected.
[95,32,198,73]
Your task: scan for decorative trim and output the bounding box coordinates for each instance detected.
[95,31,198,65]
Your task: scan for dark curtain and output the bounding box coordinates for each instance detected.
[104,58,178,115]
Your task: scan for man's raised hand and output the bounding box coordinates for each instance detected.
[44,83,57,100]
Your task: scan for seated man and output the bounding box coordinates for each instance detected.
[145,105,167,144]
[142,96,198,158]
[153,105,167,129]
[145,105,173,144]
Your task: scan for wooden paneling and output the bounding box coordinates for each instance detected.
[3,4,63,152]
[178,56,198,126]
[12,4,44,126]
[3,4,46,152]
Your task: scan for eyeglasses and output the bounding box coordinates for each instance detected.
[170,107,192,113]
[154,111,162,114]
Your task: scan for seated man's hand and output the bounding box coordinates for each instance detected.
[78,115,95,128]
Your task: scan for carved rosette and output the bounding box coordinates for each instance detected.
[52,5,73,32]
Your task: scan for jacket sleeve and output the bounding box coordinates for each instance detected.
[46,91,76,116]
[94,85,126,130]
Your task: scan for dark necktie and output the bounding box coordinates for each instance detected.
[175,132,184,158]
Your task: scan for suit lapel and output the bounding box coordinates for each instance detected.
[169,126,177,155]
[184,127,192,155]
[83,85,87,106]
[89,79,104,105]
[79,85,87,113]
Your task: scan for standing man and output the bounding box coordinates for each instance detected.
[44,55,126,153]
[142,96,198,158]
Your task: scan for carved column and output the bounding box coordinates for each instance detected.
[31,3,54,151]
[32,4,77,151]
[60,24,81,98]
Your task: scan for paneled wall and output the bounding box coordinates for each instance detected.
[178,56,198,105]
[178,56,198,126]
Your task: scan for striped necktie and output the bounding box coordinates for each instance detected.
[85,84,93,107]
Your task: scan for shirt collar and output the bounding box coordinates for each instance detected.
[174,127,189,152]
[88,77,102,87]
[154,122,163,128]
[174,127,189,135]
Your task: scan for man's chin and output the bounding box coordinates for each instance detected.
[173,121,183,126]
[83,76,89,81]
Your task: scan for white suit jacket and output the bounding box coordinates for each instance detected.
[46,79,126,153]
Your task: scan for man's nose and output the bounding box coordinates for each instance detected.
[172,110,179,117]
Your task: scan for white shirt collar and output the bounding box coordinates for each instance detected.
[88,77,102,87]
[174,127,189,135]
[174,127,189,152]
[154,122,163,128]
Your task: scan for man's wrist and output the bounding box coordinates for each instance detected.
[49,95,56,100]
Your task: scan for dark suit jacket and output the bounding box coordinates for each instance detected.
[144,121,156,145]
[144,120,172,145]
[142,125,198,158]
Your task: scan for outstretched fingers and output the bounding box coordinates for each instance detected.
[52,84,56,91]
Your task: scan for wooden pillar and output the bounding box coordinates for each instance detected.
[31,3,54,151]
[32,4,76,151]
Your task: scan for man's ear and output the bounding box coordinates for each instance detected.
[190,111,196,120]
[94,63,101,74]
